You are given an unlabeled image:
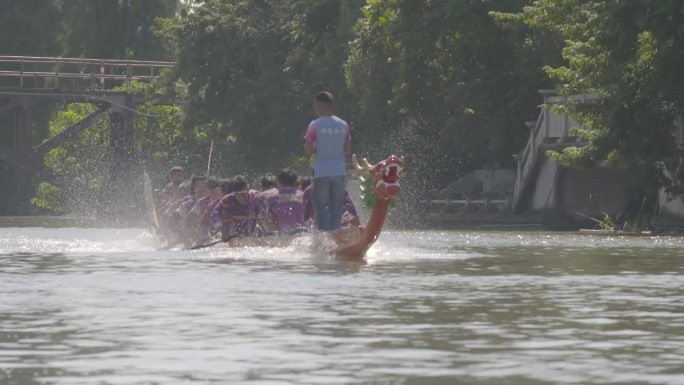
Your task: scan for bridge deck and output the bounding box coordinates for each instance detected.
[0,55,174,90]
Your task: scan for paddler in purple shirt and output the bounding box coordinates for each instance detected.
[160,166,186,203]
[215,175,257,242]
[304,91,351,231]
[200,179,234,237]
[183,177,223,244]
[174,176,208,218]
[265,169,306,235]
[252,174,279,235]
[187,178,222,218]
[161,176,207,243]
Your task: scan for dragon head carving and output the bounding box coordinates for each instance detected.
[372,155,404,199]
[352,154,405,200]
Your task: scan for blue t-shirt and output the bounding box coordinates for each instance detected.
[304,115,350,177]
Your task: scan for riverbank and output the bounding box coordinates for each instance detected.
[415,212,544,230]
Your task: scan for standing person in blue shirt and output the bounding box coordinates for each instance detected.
[304,91,351,231]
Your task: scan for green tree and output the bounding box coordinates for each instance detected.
[42,103,111,215]
[345,0,554,190]
[0,0,64,137]
[158,0,363,176]
[0,1,182,216]
[0,0,64,214]
[59,0,179,59]
[515,0,684,192]
[0,0,62,56]
[26,1,182,216]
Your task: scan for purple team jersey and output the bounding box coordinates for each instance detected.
[267,187,305,234]
[304,115,350,177]
[215,191,256,237]
[188,195,211,217]
[253,187,279,218]
[174,195,196,217]
[201,197,223,232]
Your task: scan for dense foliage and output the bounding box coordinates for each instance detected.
[156,0,363,175]
[1,0,682,218]
[151,0,558,208]
[508,0,684,192]
[345,0,557,191]
[0,0,181,215]
[59,0,178,60]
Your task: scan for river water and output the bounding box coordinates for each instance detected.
[1,227,683,385]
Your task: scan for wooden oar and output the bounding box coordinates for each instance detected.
[188,239,222,250]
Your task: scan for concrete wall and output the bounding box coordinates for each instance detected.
[546,110,565,139]
[657,189,684,219]
[476,169,516,197]
[559,168,630,218]
[545,110,585,141]
[530,158,559,210]
[652,116,684,227]
[528,158,631,224]
[517,92,635,227]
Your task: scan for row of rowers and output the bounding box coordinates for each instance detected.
[156,166,360,246]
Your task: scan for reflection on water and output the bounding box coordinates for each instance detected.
[1,228,684,384]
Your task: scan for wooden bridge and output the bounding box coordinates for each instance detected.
[0,56,175,217]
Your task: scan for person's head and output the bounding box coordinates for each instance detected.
[277,168,298,188]
[169,166,184,185]
[191,175,209,197]
[220,178,234,195]
[298,176,312,190]
[206,177,221,198]
[313,91,334,116]
[260,174,277,191]
[232,175,249,192]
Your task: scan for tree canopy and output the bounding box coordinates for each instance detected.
[508,0,684,190]
[157,0,555,185]
[156,0,363,175]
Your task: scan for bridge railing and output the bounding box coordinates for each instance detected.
[0,55,175,90]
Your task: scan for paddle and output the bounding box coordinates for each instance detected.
[186,233,240,250]
[188,239,222,250]
[206,140,214,176]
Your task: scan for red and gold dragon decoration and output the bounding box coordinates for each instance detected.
[331,154,405,260]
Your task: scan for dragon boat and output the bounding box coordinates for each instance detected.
[145,154,404,261]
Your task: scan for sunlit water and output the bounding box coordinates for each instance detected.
[1,227,684,385]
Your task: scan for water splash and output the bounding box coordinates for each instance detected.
[0,228,156,254]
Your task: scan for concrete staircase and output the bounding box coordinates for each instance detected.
[512,91,597,213]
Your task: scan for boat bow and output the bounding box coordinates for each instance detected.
[332,154,405,260]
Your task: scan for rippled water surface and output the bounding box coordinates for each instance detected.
[1,227,684,385]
